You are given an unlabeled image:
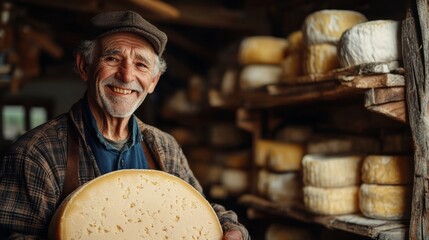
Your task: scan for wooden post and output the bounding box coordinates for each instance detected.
[402,0,429,239]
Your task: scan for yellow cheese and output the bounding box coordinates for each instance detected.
[238,36,288,65]
[361,155,413,185]
[255,139,305,171]
[285,30,304,54]
[302,154,363,188]
[359,183,411,220]
[303,186,360,215]
[303,9,367,45]
[48,170,222,240]
[281,52,303,78]
[303,43,339,75]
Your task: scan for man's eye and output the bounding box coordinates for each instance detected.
[105,56,120,63]
[135,62,148,69]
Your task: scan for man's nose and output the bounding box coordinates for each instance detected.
[116,61,135,83]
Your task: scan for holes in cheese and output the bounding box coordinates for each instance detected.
[48,169,223,240]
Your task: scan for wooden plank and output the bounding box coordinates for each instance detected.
[334,61,404,77]
[365,87,405,107]
[341,74,405,89]
[378,228,409,240]
[402,1,429,239]
[366,101,407,123]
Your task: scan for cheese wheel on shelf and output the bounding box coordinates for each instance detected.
[338,20,401,67]
[303,9,367,45]
[257,169,270,197]
[267,171,303,203]
[302,154,363,188]
[303,43,339,75]
[286,30,304,54]
[48,170,223,240]
[220,168,249,194]
[281,52,303,78]
[238,36,288,65]
[303,185,360,215]
[239,64,283,90]
[359,183,412,220]
[255,139,304,170]
[361,155,413,185]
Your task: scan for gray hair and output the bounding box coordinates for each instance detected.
[75,39,167,76]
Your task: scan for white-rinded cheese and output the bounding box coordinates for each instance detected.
[303,43,339,74]
[359,183,412,220]
[48,170,223,240]
[266,171,303,203]
[361,155,413,185]
[338,20,401,67]
[265,223,314,240]
[303,9,367,45]
[302,154,363,188]
[220,168,249,194]
[238,36,288,65]
[303,185,360,215]
[281,52,303,78]
[239,64,283,90]
[255,139,305,171]
[285,30,304,54]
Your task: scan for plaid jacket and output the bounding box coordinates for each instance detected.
[0,99,249,239]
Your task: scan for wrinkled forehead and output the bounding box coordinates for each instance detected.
[97,32,156,58]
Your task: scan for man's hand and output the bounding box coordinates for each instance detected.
[223,230,243,240]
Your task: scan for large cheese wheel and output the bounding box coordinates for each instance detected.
[238,36,288,65]
[239,64,282,90]
[361,155,413,185]
[48,170,223,240]
[266,171,303,203]
[359,183,411,220]
[303,9,367,45]
[255,139,304,170]
[302,154,363,188]
[303,185,360,215]
[338,20,401,67]
[303,43,339,75]
[285,30,304,54]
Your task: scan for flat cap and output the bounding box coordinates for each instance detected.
[89,11,167,55]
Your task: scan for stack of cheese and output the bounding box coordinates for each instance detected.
[338,20,402,68]
[302,154,363,215]
[359,155,413,220]
[238,36,287,90]
[281,30,305,78]
[255,139,305,204]
[302,10,367,74]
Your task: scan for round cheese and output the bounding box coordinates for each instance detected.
[303,185,360,215]
[303,43,339,75]
[285,30,304,54]
[359,183,412,220]
[220,168,249,194]
[303,9,367,45]
[361,155,413,185]
[48,170,223,240]
[257,169,270,197]
[239,64,282,90]
[266,171,303,203]
[238,36,288,65]
[255,139,304,171]
[302,154,363,188]
[281,52,303,78]
[338,20,401,67]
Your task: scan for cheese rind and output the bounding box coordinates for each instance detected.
[303,186,360,215]
[48,170,223,240]
[338,20,401,67]
[240,64,282,90]
[359,183,411,220]
[361,155,413,185]
[238,36,288,65]
[285,31,304,54]
[302,154,363,188]
[303,43,339,74]
[281,52,303,78]
[266,171,303,202]
[303,9,367,45]
[255,139,304,171]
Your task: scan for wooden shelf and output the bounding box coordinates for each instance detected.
[239,194,408,240]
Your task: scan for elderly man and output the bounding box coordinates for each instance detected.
[0,11,249,239]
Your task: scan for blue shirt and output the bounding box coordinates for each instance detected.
[82,97,148,174]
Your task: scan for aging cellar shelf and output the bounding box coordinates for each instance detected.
[239,194,408,240]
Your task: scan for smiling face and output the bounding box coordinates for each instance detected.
[82,32,160,119]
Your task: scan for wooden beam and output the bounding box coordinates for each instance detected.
[402,1,429,239]
[341,74,405,89]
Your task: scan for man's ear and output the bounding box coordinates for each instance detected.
[76,53,89,82]
[148,74,161,93]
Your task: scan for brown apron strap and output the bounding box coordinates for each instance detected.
[142,140,159,170]
[58,119,80,204]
